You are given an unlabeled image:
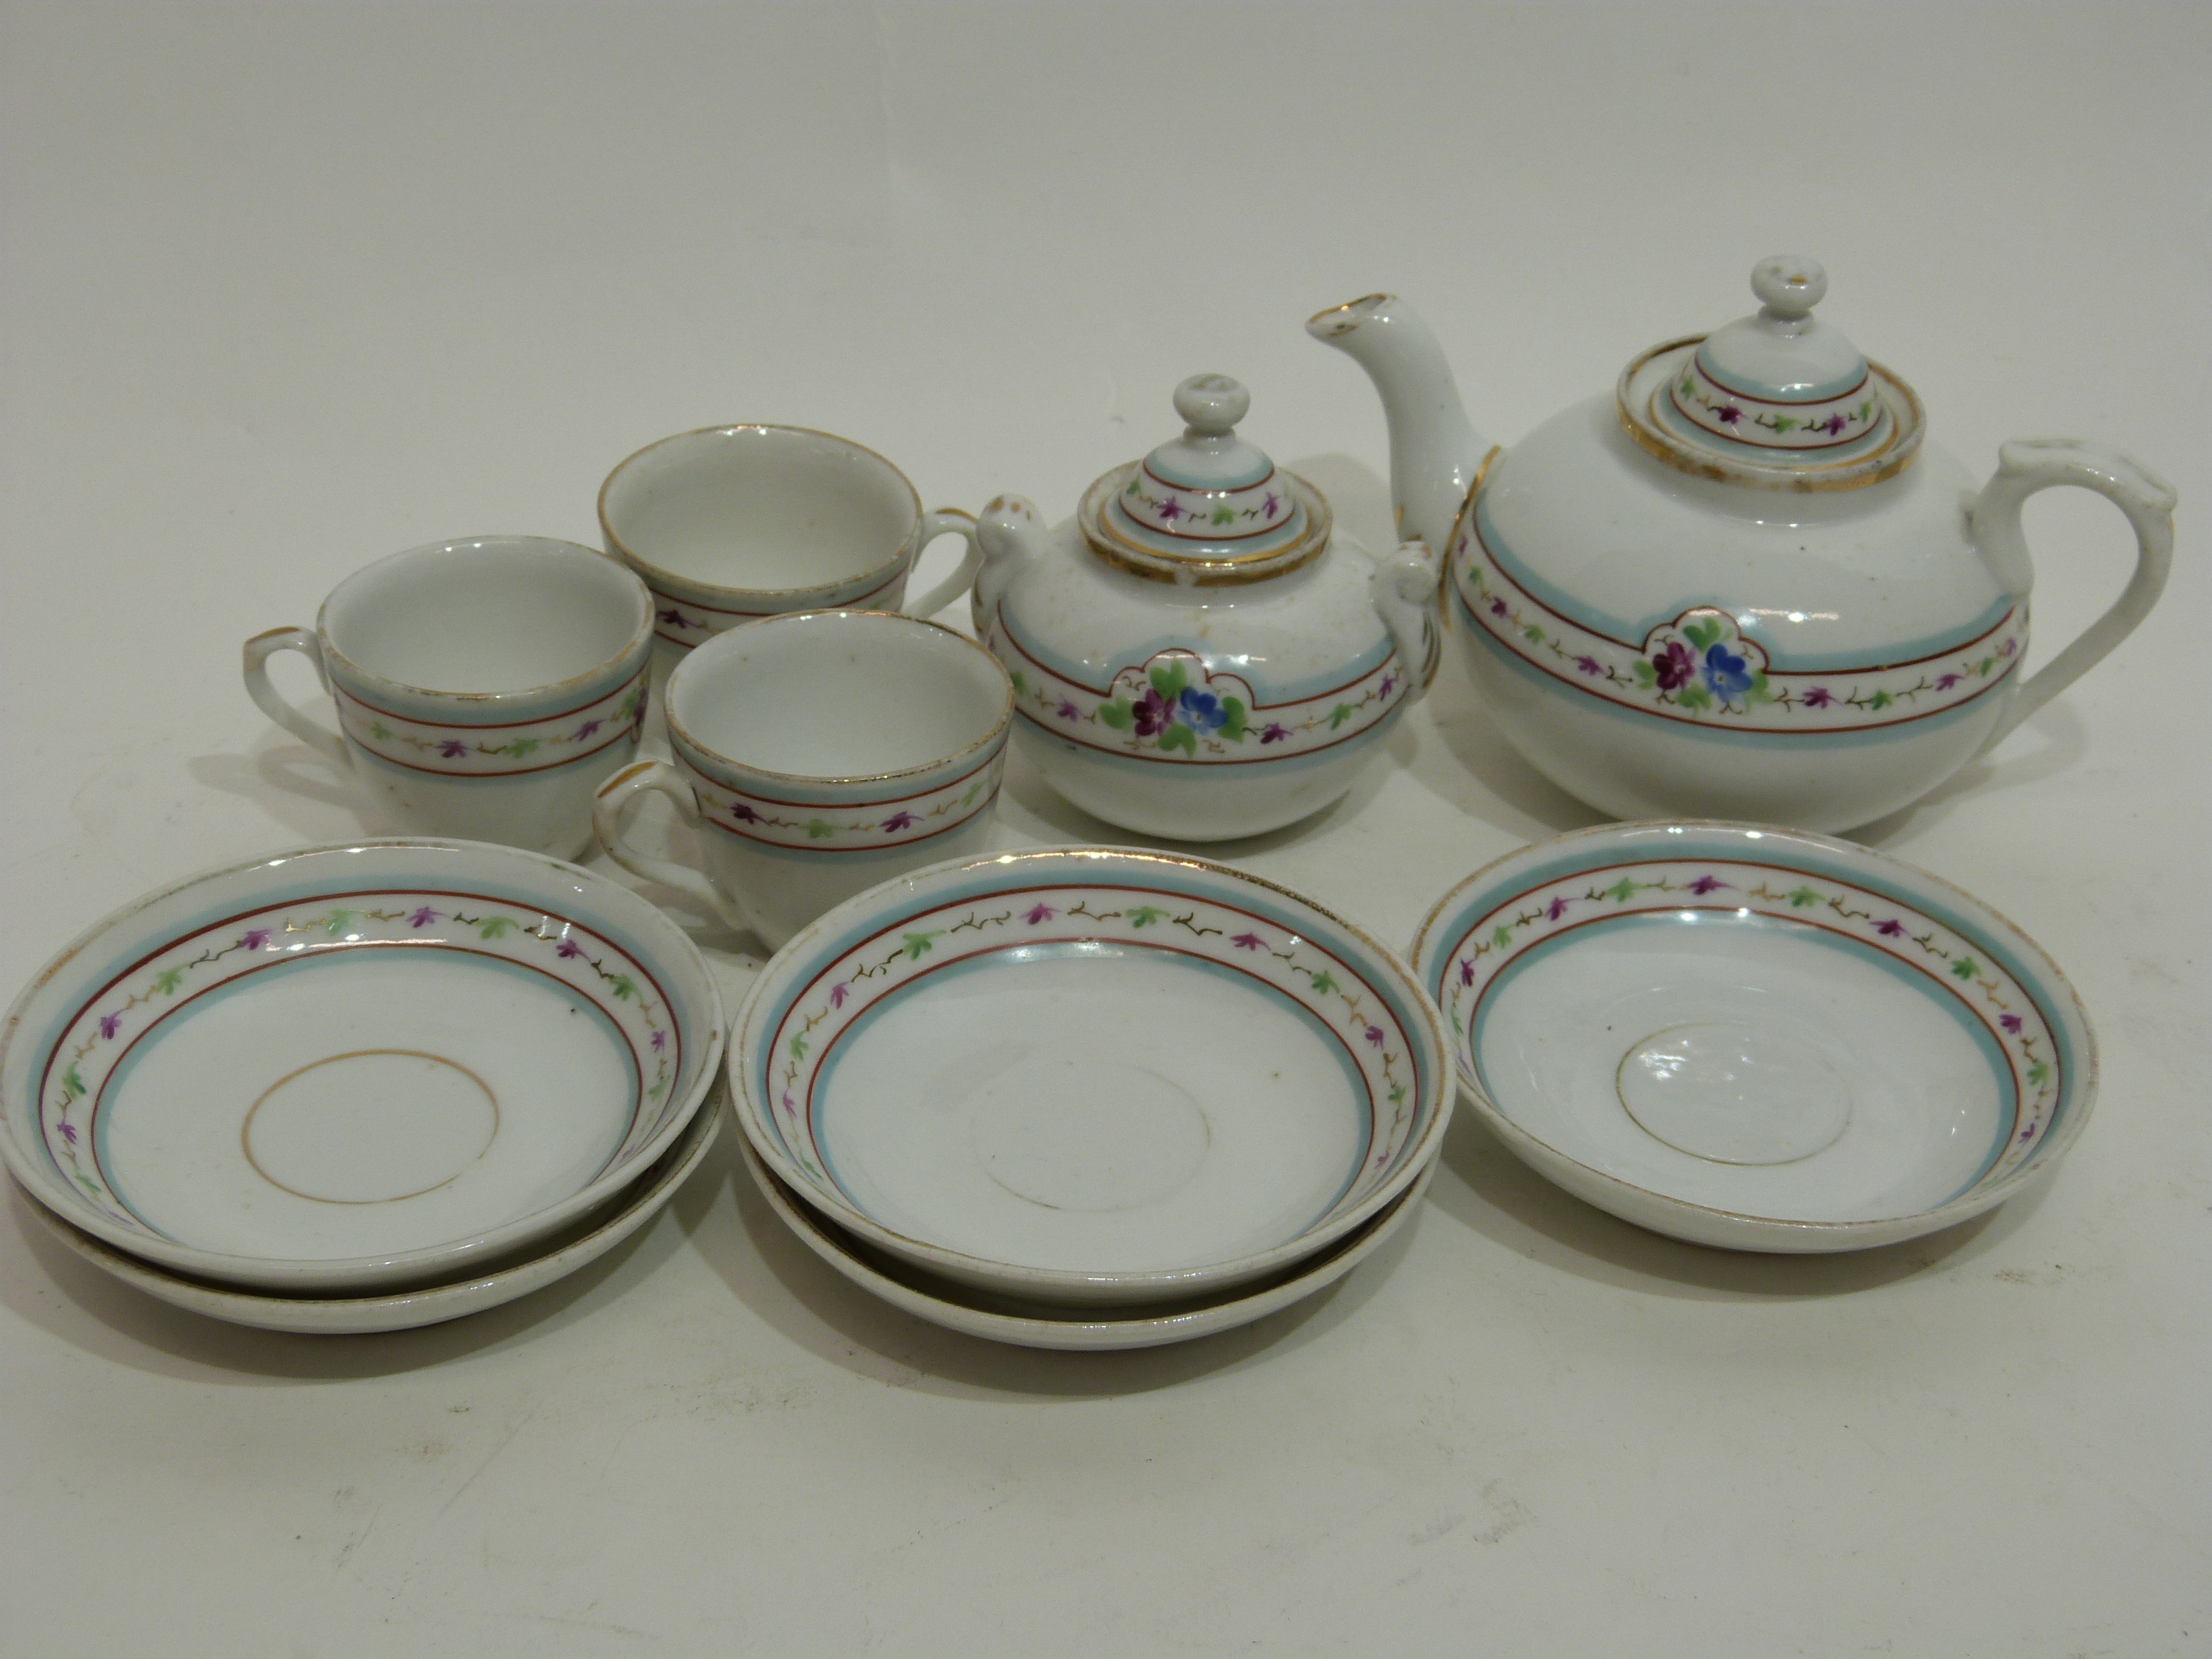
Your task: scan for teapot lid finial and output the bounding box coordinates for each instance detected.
[1617,254,1922,489]
[1081,374,1329,582]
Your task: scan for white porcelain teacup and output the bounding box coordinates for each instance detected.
[599,424,983,656]
[593,611,1013,948]
[244,536,654,859]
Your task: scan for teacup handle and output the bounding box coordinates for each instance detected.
[899,508,984,620]
[242,627,352,769]
[593,760,748,931]
[1970,438,2177,752]
[1369,538,1443,702]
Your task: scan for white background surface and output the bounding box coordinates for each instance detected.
[3,4,2207,1653]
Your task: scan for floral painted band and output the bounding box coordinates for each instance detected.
[335,671,649,776]
[676,740,1007,854]
[991,615,1406,764]
[1432,856,2063,1182]
[759,881,1426,1206]
[1669,356,1886,452]
[1453,507,2025,731]
[648,566,906,647]
[38,889,681,1237]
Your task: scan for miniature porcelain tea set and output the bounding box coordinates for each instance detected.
[0,257,2173,1345]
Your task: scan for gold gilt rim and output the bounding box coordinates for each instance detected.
[1615,336,1924,494]
[1078,463,1332,586]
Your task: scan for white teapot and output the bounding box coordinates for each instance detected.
[973,375,1437,840]
[1310,257,2176,831]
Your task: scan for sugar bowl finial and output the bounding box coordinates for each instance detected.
[1173,373,1250,436]
[1750,255,1828,322]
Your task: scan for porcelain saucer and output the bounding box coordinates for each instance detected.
[0,839,724,1292]
[15,1087,720,1334]
[738,1127,1434,1351]
[732,845,1450,1306]
[1411,821,2097,1251]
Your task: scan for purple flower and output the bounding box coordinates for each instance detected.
[2018,1124,2037,1141]
[556,938,586,959]
[1024,904,1056,925]
[780,1091,797,1117]
[1154,496,1184,523]
[1701,640,1755,700]
[241,928,273,951]
[1819,413,1848,436]
[1259,723,1290,744]
[1545,895,1572,921]
[437,739,470,759]
[1055,698,1081,721]
[881,811,919,832]
[651,1029,666,1050]
[1714,404,1742,425]
[1364,1024,1386,1048]
[1261,491,1281,520]
[58,1121,77,1145]
[1132,686,1176,738]
[1177,687,1227,733]
[1999,1014,2023,1035]
[1999,637,2017,656]
[1458,959,1476,988]
[1231,932,1266,951]
[1650,640,1696,692]
[1802,686,1834,709]
[1574,655,1603,675]
[658,606,694,628]
[829,983,849,1010]
[1377,674,1397,700]
[98,1013,123,1040]
[1874,918,1907,937]
[1935,673,1961,691]
[571,719,603,741]
[1489,597,1510,619]
[731,802,760,824]
[1686,875,1732,896]
[408,906,442,928]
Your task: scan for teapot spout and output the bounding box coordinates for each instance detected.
[1307,294,1493,554]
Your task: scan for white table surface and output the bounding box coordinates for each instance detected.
[4,4,2206,1653]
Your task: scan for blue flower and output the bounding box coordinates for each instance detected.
[1702,641,1754,699]
[1176,686,1227,732]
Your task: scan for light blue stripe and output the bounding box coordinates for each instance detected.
[1693,347,1870,404]
[1472,494,2015,669]
[1000,611,1395,703]
[807,939,1375,1230]
[1468,909,2021,1199]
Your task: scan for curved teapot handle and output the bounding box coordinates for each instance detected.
[1370,538,1442,703]
[1970,438,2176,753]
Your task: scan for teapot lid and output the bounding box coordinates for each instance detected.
[1081,375,1331,583]
[1617,257,1924,492]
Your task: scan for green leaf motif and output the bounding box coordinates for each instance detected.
[153,967,186,995]
[962,782,982,806]
[505,737,542,758]
[1677,683,1713,712]
[1097,697,1133,731]
[1978,656,1995,676]
[1009,669,1028,695]
[1388,1082,1406,1105]
[1683,617,1724,651]
[1490,925,1514,949]
[1632,659,1657,688]
[790,1034,808,1060]
[2026,1060,2051,1086]
[1156,723,1197,756]
[1786,886,1820,908]
[1126,905,1164,928]
[647,1074,667,1100]
[1950,957,1979,980]
[618,691,640,719]
[1125,478,1142,495]
[1522,624,1545,645]
[1149,660,1188,701]
[1771,414,1798,434]
[805,818,836,839]
[1745,671,1773,705]
[1210,504,1235,525]
[1218,696,1248,743]
[477,915,517,938]
[1308,971,1338,997]
[325,909,360,936]
[1328,703,1354,730]
[61,1063,85,1099]
[901,930,943,960]
[1869,689,1893,711]
[607,973,639,1001]
[370,720,393,740]
[1856,400,1874,422]
[1604,877,1639,903]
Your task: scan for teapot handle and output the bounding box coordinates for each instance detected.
[1369,538,1442,703]
[1970,438,2176,753]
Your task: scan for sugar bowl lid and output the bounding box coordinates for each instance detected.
[1617,256,1924,491]
[1080,375,1331,583]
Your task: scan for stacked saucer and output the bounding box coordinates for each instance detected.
[729,846,1452,1349]
[1,840,726,1332]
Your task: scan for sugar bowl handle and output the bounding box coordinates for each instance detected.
[1970,438,2176,750]
[1370,539,1443,701]
[242,627,352,768]
[899,508,984,620]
